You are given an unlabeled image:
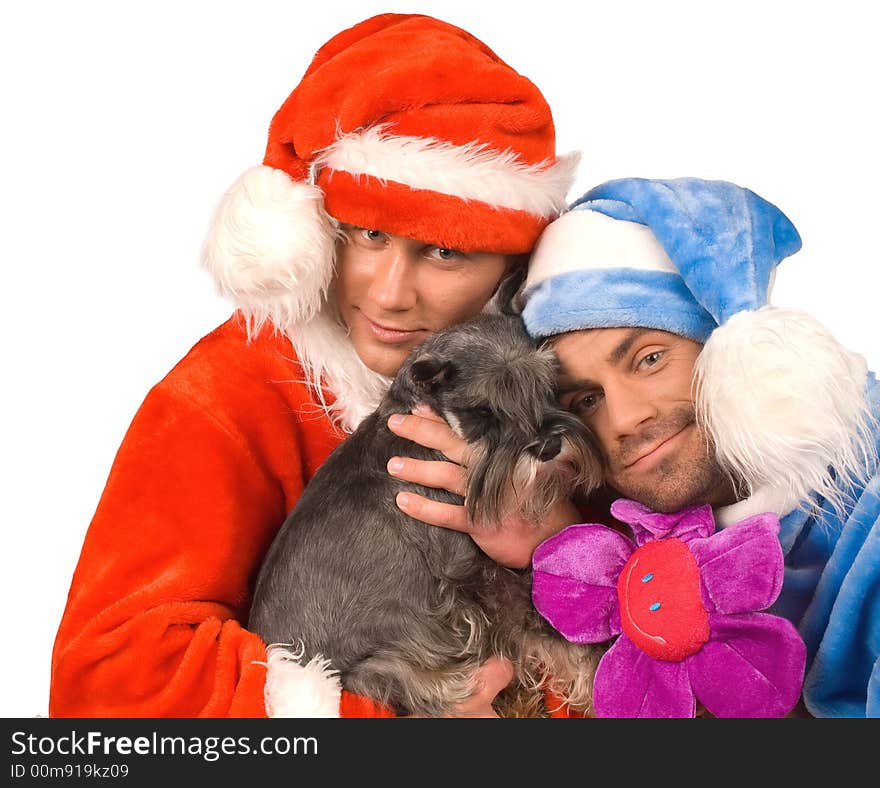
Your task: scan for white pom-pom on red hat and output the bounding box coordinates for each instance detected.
[201,165,339,335]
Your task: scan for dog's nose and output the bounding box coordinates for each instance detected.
[535,435,562,462]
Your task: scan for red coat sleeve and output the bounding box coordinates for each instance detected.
[49,319,391,717]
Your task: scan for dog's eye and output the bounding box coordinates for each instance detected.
[472,406,494,422]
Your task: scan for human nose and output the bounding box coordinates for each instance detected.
[366,242,418,311]
[602,380,657,439]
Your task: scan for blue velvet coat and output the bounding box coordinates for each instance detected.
[772,372,880,717]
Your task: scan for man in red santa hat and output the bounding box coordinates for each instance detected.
[49,13,579,718]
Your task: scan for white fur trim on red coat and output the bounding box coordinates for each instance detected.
[286,305,390,433]
[263,644,341,718]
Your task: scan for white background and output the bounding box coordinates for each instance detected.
[2,0,877,717]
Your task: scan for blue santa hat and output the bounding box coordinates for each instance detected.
[520,177,874,526]
[520,177,802,341]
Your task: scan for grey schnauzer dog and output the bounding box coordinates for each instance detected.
[248,312,604,717]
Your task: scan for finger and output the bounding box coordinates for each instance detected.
[472,656,515,699]
[396,491,470,532]
[410,403,444,422]
[451,657,515,717]
[387,456,468,497]
[387,413,469,465]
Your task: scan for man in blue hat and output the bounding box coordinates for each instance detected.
[388,177,879,717]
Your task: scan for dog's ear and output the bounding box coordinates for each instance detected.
[410,357,457,390]
[483,265,527,316]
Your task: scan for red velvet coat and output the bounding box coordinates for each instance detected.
[50,314,579,718]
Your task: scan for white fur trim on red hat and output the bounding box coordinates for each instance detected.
[315,126,579,218]
[201,165,340,334]
[263,644,342,718]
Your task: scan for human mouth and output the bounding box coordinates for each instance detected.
[360,311,424,344]
[623,427,690,471]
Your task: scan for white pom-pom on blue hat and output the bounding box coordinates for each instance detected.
[521,177,876,524]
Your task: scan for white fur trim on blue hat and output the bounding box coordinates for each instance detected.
[524,208,677,288]
[520,208,715,341]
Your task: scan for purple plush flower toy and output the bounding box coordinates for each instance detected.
[532,499,807,718]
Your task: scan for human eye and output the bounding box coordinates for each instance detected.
[636,349,664,370]
[360,228,387,244]
[570,390,603,416]
[342,224,388,247]
[426,246,466,265]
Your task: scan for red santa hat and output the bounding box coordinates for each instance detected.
[202,13,578,332]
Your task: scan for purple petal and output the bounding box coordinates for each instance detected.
[689,512,784,614]
[532,573,622,643]
[532,524,630,642]
[687,612,806,718]
[533,523,634,580]
[610,499,715,547]
[593,635,696,718]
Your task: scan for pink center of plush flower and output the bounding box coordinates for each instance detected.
[617,538,710,661]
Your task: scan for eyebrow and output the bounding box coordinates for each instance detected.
[557,377,596,396]
[556,328,653,395]
[606,328,651,366]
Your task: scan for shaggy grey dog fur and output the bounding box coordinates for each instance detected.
[249,312,604,717]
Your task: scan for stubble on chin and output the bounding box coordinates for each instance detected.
[611,452,732,513]
[606,410,736,513]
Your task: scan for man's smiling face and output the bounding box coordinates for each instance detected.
[551,327,736,513]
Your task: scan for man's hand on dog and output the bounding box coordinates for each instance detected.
[401,656,515,718]
[387,406,580,569]
[450,656,515,718]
